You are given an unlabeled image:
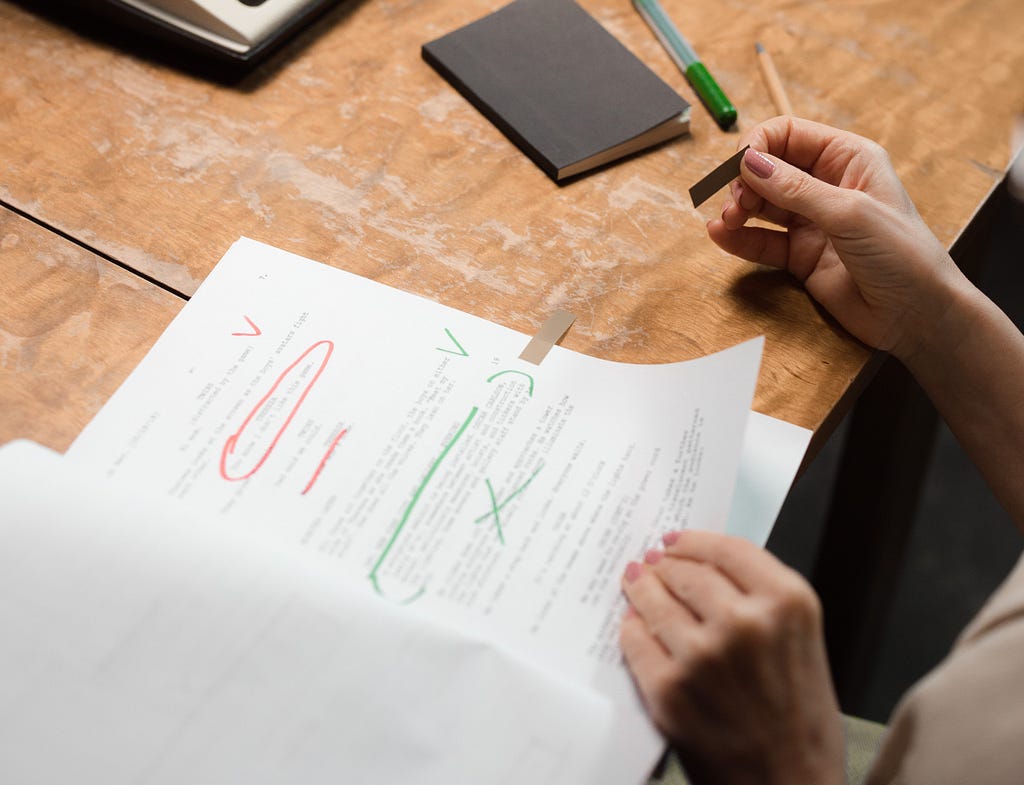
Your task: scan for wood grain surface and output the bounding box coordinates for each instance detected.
[0,209,183,450]
[2,0,1021,437]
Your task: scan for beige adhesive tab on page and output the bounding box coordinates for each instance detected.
[689,145,750,208]
[519,309,576,365]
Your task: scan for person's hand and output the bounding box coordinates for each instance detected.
[620,530,844,785]
[708,116,968,363]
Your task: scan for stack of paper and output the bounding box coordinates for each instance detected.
[0,238,811,784]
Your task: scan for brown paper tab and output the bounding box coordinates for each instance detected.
[689,145,750,208]
[519,309,576,365]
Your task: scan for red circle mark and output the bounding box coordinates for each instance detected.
[219,340,334,482]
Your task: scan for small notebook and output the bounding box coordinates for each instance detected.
[422,0,690,181]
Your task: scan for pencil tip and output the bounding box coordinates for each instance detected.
[755,41,765,53]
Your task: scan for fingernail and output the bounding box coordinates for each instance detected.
[744,148,775,179]
[624,561,643,582]
[662,531,681,546]
[644,549,663,565]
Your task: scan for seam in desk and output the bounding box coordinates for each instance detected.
[1,198,190,302]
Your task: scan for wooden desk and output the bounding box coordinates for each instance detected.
[0,208,183,450]
[2,0,1022,711]
[4,0,1021,434]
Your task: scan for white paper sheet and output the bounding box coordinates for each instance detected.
[0,439,612,785]
[727,412,812,547]
[67,237,765,784]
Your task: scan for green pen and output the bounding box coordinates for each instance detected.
[632,0,737,130]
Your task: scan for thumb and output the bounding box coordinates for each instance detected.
[739,148,861,233]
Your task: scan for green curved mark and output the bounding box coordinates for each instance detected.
[486,369,535,397]
[475,463,544,544]
[369,574,426,606]
[369,406,478,602]
[436,328,469,357]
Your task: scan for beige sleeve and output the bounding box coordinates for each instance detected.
[866,553,1024,785]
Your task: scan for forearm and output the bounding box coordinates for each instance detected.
[898,278,1024,531]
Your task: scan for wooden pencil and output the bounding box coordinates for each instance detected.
[755,42,793,116]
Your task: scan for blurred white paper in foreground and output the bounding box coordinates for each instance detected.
[0,440,612,785]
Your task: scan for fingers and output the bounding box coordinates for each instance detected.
[661,529,800,595]
[739,116,869,179]
[619,609,672,676]
[730,179,761,215]
[720,116,899,239]
[619,612,690,732]
[650,551,743,621]
[621,546,747,660]
[721,179,798,232]
[721,181,762,231]
[738,148,865,234]
[707,218,791,269]
[622,556,699,654]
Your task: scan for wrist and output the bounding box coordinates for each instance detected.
[901,278,995,388]
[887,245,978,369]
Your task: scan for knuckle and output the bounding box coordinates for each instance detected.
[688,630,716,663]
[724,602,773,644]
[864,138,891,165]
[684,628,733,671]
[771,575,822,626]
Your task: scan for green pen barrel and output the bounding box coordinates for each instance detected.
[685,62,737,130]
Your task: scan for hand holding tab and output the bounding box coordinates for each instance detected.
[707,116,962,359]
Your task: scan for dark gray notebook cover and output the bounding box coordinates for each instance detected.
[422,0,689,181]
